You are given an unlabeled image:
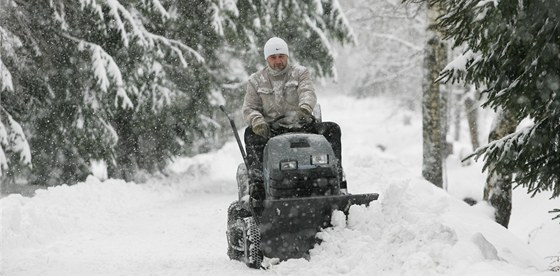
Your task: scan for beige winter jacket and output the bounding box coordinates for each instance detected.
[242,63,316,129]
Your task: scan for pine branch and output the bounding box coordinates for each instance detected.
[144,32,205,67]
[550,209,560,220]
[62,33,133,109]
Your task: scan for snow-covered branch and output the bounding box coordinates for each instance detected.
[60,33,134,110]
[0,106,32,176]
[144,32,205,67]
[369,32,423,51]
[1,27,20,93]
[68,36,134,109]
[149,0,170,20]
[78,0,105,21]
[438,49,482,83]
[105,1,204,67]
[210,0,240,37]
[78,0,186,52]
[106,0,136,47]
[304,15,335,57]
[330,0,357,44]
[363,63,420,85]
[469,119,537,171]
[0,59,14,92]
[210,3,224,36]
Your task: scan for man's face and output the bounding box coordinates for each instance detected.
[266,54,288,71]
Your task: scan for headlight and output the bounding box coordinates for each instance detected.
[311,154,329,165]
[280,160,298,170]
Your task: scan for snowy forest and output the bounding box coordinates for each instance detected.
[1,0,559,231]
[1,0,560,274]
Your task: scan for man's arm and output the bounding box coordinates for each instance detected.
[297,68,317,114]
[242,79,265,127]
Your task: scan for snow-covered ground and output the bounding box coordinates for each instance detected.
[1,93,559,275]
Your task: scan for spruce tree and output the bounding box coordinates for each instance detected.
[0,0,354,184]
[415,0,560,199]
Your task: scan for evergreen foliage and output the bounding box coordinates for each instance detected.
[0,0,352,185]
[424,0,560,198]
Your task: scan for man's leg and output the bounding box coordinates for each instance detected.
[244,127,268,199]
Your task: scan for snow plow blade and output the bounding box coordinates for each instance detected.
[259,193,379,260]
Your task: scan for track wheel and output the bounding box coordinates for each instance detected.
[243,217,263,269]
[227,201,250,260]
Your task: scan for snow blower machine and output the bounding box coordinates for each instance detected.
[220,105,379,269]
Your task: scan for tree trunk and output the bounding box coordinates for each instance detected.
[453,91,462,142]
[484,109,517,228]
[422,2,447,188]
[464,86,480,150]
[108,109,139,182]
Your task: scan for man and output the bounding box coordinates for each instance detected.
[242,37,343,199]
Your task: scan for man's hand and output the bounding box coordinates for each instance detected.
[297,108,314,125]
[252,122,270,138]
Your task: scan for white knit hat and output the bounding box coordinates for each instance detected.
[263,37,289,59]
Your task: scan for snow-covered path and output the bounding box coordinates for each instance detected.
[2,94,559,275]
[4,191,263,276]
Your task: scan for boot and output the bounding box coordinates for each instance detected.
[248,167,265,201]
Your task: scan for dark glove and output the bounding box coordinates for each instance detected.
[297,108,314,125]
[252,122,270,138]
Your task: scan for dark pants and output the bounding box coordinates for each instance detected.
[244,122,342,179]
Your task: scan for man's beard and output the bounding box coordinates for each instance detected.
[270,62,287,71]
